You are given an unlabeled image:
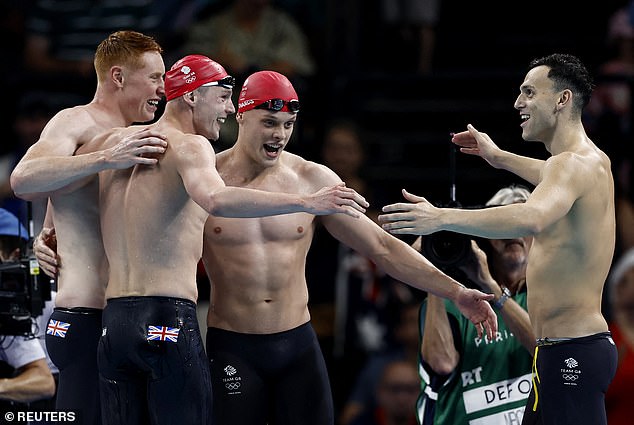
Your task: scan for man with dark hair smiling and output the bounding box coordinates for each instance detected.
[379,53,618,425]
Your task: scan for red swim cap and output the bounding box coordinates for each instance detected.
[237,71,299,113]
[165,54,234,101]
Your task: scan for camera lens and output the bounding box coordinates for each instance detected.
[422,231,471,268]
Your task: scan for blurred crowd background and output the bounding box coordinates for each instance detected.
[1,0,633,423]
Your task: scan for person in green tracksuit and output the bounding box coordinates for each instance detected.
[416,185,535,424]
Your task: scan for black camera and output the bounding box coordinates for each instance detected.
[419,201,488,281]
[422,230,473,269]
[419,196,481,271]
[420,144,491,279]
[420,229,489,288]
[0,258,51,336]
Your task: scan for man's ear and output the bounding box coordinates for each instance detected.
[235,111,244,123]
[111,66,124,88]
[556,89,572,111]
[184,91,196,105]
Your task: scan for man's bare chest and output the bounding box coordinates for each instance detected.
[205,212,314,246]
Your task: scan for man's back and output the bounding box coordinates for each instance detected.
[95,122,215,425]
[527,142,614,338]
[98,125,210,303]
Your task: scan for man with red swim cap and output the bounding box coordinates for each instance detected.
[165,54,236,101]
[69,56,368,425]
[201,71,497,425]
[237,70,300,113]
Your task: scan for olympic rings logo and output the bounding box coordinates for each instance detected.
[562,374,579,381]
[225,382,241,390]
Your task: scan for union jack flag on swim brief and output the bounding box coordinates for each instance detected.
[47,319,71,338]
[146,325,180,342]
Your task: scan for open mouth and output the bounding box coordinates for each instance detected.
[520,114,530,123]
[263,143,282,154]
[148,99,159,108]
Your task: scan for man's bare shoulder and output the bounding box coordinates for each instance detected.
[164,129,212,154]
[41,104,119,149]
[55,104,116,131]
[159,129,216,174]
[543,146,614,207]
[286,153,341,185]
[552,144,611,177]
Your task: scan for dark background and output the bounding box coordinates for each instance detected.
[299,0,620,207]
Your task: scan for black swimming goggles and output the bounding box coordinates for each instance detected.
[254,98,300,113]
[202,75,236,89]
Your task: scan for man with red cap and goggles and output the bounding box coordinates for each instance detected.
[200,70,496,425]
[70,56,368,425]
[237,70,300,114]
